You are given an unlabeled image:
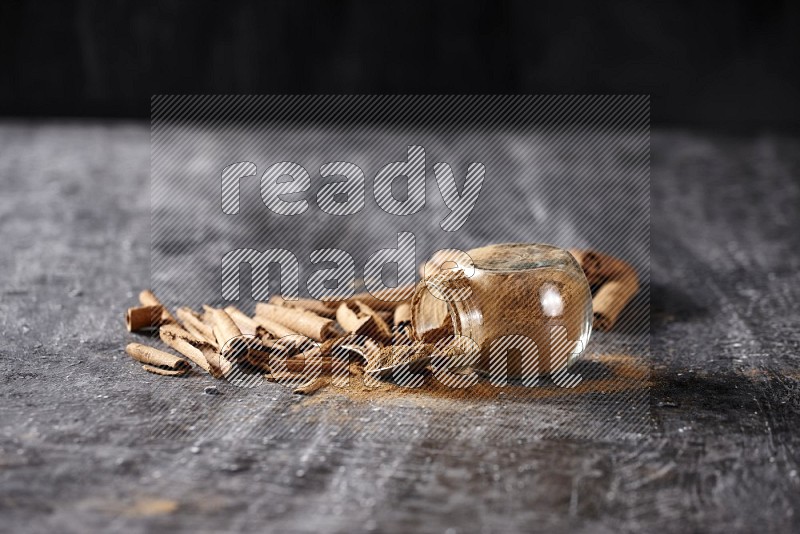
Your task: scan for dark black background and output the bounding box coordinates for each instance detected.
[1,0,798,128]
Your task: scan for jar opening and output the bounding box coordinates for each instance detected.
[412,287,456,339]
[411,273,484,345]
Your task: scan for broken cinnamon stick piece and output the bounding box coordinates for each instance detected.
[354,300,392,342]
[141,364,188,376]
[293,376,330,395]
[125,343,191,373]
[255,303,339,342]
[138,290,177,324]
[336,302,369,332]
[223,306,261,336]
[336,301,392,343]
[392,303,413,343]
[253,315,300,340]
[176,307,218,347]
[126,305,167,332]
[159,323,201,344]
[592,271,639,331]
[569,249,636,287]
[394,303,412,325]
[241,341,273,372]
[200,331,233,378]
[159,324,215,375]
[282,352,333,373]
[568,249,639,331]
[206,307,250,362]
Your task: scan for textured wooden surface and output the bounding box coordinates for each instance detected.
[1,122,799,532]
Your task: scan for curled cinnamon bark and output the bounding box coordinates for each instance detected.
[255,303,338,342]
[125,343,190,374]
[223,306,261,336]
[126,305,167,332]
[569,249,639,331]
[336,300,392,343]
[159,324,217,376]
[176,307,217,347]
[253,315,300,339]
[142,364,188,376]
[293,376,329,395]
[592,275,640,331]
[568,249,635,286]
[138,290,177,324]
[206,307,250,363]
[393,303,412,325]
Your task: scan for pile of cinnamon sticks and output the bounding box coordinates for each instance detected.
[122,249,639,394]
[124,287,418,394]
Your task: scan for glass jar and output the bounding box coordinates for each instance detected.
[411,243,592,380]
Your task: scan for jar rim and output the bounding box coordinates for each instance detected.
[467,243,577,272]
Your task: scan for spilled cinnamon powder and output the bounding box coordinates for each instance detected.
[413,244,593,377]
[296,353,649,406]
[123,247,645,406]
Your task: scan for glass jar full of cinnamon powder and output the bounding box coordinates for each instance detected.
[411,243,592,380]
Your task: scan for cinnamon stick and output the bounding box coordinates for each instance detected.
[568,249,635,286]
[336,301,392,343]
[158,323,200,344]
[126,305,167,332]
[159,324,216,376]
[125,343,190,374]
[569,249,639,331]
[253,315,300,340]
[141,364,188,376]
[206,307,250,362]
[293,376,330,395]
[202,332,234,378]
[393,303,412,325]
[176,307,217,347]
[223,306,261,336]
[255,303,339,342]
[241,341,273,372]
[282,349,333,373]
[138,290,177,324]
[592,273,640,331]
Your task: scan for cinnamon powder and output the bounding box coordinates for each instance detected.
[296,353,648,406]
